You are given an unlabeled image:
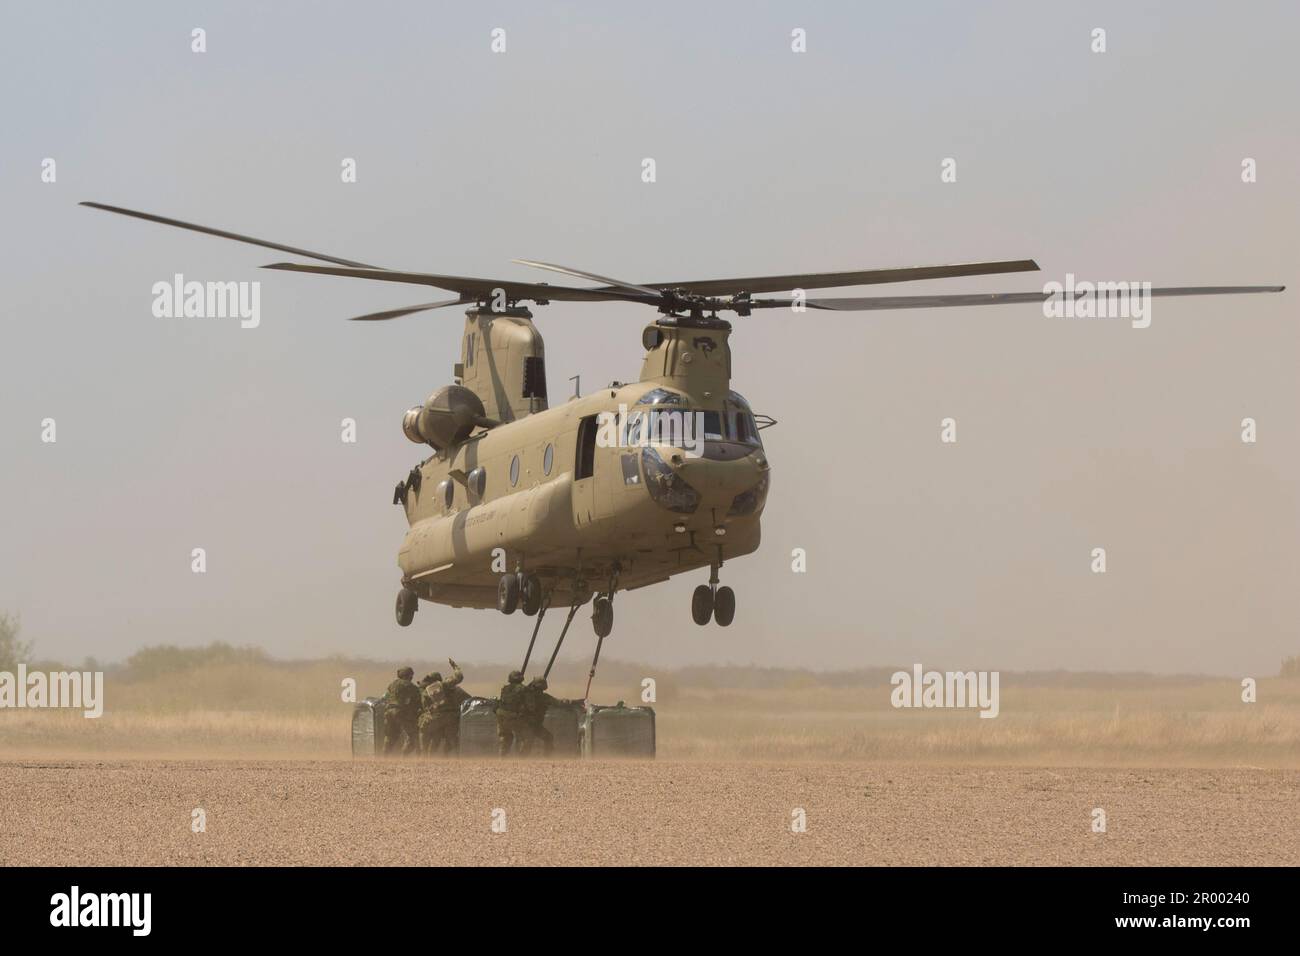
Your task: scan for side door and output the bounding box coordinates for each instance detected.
[570,415,597,527]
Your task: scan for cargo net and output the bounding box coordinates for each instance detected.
[583,705,656,758]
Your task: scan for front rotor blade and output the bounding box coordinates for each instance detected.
[751,285,1284,311]
[511,259,665,297]
[1126,285,1284,297]
[768,291,1057,310]
[346,298,472,321]
[262,262,657,304]
[631,259,1041,297]
[80,202,384,269]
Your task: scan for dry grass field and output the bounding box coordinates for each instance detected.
[3,650,1298,766]
[2,647,1297,865]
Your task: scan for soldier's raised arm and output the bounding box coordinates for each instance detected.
[446,659,464,687]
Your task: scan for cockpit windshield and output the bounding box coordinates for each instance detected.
[635,387,685,406]
[622,405,761,448]
[624,387,761,448]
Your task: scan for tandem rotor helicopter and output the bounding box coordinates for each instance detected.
[82,201,1283,685]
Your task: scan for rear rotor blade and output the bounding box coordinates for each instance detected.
[635,259,1041,296]
[751,285,1284,312]
[80,202,384,269]
[795,291,1054,310]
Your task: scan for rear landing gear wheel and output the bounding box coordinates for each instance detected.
[396,588,417,627]
[519,573,542,616]
[592,595,614,638]
[691,585,714,626]
[497,574,519,614]
[713,586,735,627]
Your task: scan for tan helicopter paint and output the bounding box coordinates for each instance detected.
[459,312,547,422]
[397,313,767,610]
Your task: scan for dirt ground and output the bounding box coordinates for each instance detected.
[1,758,1294,866]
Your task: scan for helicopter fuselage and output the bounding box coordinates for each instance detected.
[396,317,770,610]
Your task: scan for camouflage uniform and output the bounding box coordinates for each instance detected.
[496,670,528,756]
[415,673,438,754]
[419,662,470,755]
[382,667,422,756]
[518,677,573,756]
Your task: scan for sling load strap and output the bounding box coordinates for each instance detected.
[583,633,606,703]
[519,593,552,674]
[543,601,582,680]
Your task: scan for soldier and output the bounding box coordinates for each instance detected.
[496,670,528,756]
[518,676,578,757]
[415,673,439,755]
[382,666,422,756]
[420,658,470,756]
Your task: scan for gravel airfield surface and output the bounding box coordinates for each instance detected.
[2,759,1295,866]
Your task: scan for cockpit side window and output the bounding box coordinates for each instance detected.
[724,398,762,447]
[734,411,752,444]
[702,410,724,441]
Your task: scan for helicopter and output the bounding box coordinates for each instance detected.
[81,201,1283,686]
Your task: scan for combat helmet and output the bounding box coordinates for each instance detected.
[428,672,443,684]
[530,677,548,690]
[397,666,414,680]
[507,670,524,683]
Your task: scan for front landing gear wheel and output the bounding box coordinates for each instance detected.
[519,573,542,616]
[497,574,520,614]
[691,585,714,625]
[395,588,417,627]
[592,596,614,638]
[713,586,735,626]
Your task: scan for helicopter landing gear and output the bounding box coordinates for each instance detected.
[395,587,418,627]
[691,585,713,625]
[713,586,736,627]
[497,574,519,614]
[691,565,735,626]
[583,568,620,696]
[500,571,542,616]
[519,573,543,616]
[590,566,618,639]
[592,595,613,638]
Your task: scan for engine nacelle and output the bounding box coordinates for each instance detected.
[402,384,489,450]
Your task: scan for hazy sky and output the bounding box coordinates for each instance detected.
[2,1,1297,674]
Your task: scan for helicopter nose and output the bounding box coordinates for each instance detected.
[671,443,769,503]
